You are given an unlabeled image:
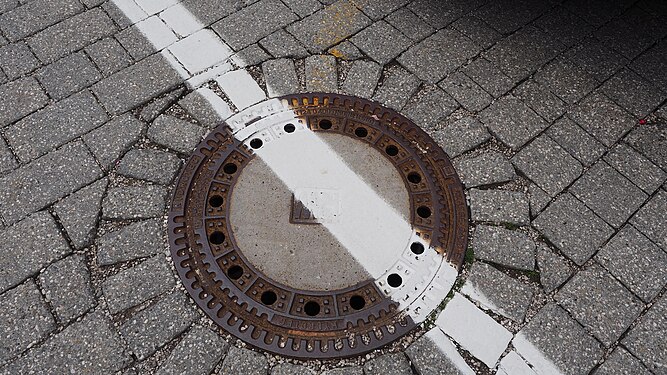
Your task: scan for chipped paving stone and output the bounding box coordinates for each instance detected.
[363,353,412,375]
[218,346,269,375]
[53,178,107,249]
[83,113,145,170]
[622,294,667,374]
[535,243,574,293]
[155,325,229,375]
[39,254,96,323]
[454,151,516,188]
[469,189,530,226]
[430,117,491,158]
[406,328,474,375]
[116,148,181,185]
[97,219,163,266]
[473,224,536,271]
[102,185,166,220]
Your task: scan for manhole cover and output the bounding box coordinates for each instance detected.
[168,93,468,359]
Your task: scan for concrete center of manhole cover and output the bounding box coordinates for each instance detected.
[168,93,468,359]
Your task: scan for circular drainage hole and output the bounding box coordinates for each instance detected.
[319,119,332,130]
[250,138,263,149]
[407,172,422,184]
[228,265,243,280]
[354,127,368,138]
[410,242,425,255]
[223,163,238,175]
[387,273,403,288]
[261,291,278,305]
[350,295,366,310]
[304,301,320,316]
[209,231,225,245]
[284,123,296,133]
[417,206,431,218]
[209,195,224,207]
[385,145,399,156]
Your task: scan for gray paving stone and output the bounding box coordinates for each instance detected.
[461,262,533,321]
[263,59,300,97]
[555,263,644,346]
[271,363,316,375]
[398,28,479,84]
[0,0,19,15]
[536,243,574,293]
[97,219,163,266]
[0,0,82,41]
[0,142,102,224]
[0,311,131,375]
[363,353,411,375]
[85,37,134,76]
[534,56,597,104]
[341,59,381,98]
[115,24,155,61]
[474,0,550,35]
[103,255,173,314]
[328,41,363,60]
[565,37,628,82]
[405,330,472,375]
[352,0,408,20]
[0,77,49,127]
[372,65,421,110]
[385,7,435,42]
[533,193,614,266]
[408,0,481,29]
[213,0,297,50]
[54,178,107,249]
[563,0,630,27]
[631,40,667,93]
[28,7,117,64]
[514,303,603,375]
[567,92,635,147]
[0,42,40,80]
[93,53,184,115]
[403,86,458,130]
[235,44,271,68]
[602,68,664,118]
[597,226,667,303]
[473,224,535,271]
[570,161,647,228]
[595,347,652,375]
[178,0,241,27]
[546,117,606,167]
[631,189,667,251]
[102,185,166,220]
[513,80,566,123]
[351,20,411,65]
[623,294,667,374]
[281,0,321,17]
[462,58,514,98]
[430,117,491,158]
[83,113,145,170]
[0,212,69,293]
[528,182,551,218]
[178,91,227,129]
[454,151,516,188]
[533,6,593,49]
[479,95,549,150]
[156,325,228,375]
[469,189,530,226]
[39,254,96,323]
[452,14,502,50]
[625,120,667,170]
[439,71,493,112]
[305,55,337,92]
[36,52,101,100]
[320,367,363,375]
[138,88,186,123]
[0,137,17,174]
[605,143,665,194]
[595,17,654,61]
[147,114,206,154]
[218,346,268,375]
[0,280,56,362]
[485,25,563,81]
[259,29,309,59]
[512,135,583,196]
[117,149,181,185]
[6,90,108,162]
[286,0,371,53]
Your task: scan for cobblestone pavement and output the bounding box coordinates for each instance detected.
[1,0,666,374]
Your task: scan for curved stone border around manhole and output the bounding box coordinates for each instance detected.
[168,93,468,359]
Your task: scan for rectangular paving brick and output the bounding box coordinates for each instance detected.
[439,71,493,112]
[305,55,338,92]
[0,136,17,174]
[564,37,628,82]
[398,28,480,84]
[372,65,421,110]
[155,326,229,375]
[28,7,117,63]
[403,86,458,130]
[341,60,381,98]
[259,29,309,59]
[0,0,83,41]
[567,92,635,147]
[570,161,647,228]
[533,193,614,266]
[0,142,102,224]
[97,219,163,266]
[601,68,664,118]
[0,280,56,362]
[623,294,667,374]
[102,185,167,220]
[513,79,566,123]
[5,91,109,162]
[546,117,606,167]
[385,8,435,42]
[0,212,70,293]
[430,117,491,158]
[555,263,644,346]
[39,254,96,323]
[86,37,134,77]
[473,224,535,271]
[93,53,184,115]
[120,291,197,360]
[263,59,300,97]
[451,15,502,49]
[462,57,514,98]
[480,95,549,150]
[469,189,530,226]
[0,42,40,80]
[0,77,48,127]
[350,20,412,65]
[35,52,102,100]
[287,0,371,53]
[604,143,665,194]
[534,57,598,104]
[213,0,297,50]
[2,311,131,374]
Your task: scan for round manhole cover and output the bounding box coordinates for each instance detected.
[168,93,468,359]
